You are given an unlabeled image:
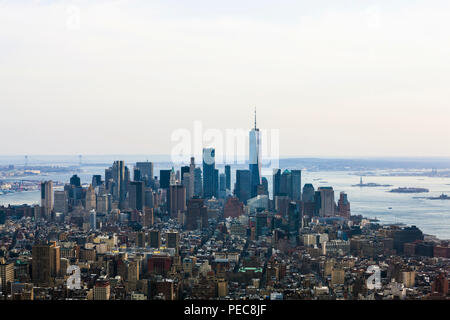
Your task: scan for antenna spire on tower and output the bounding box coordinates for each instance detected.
[254,107,257,129]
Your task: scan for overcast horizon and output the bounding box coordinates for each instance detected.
[1,0,450,157]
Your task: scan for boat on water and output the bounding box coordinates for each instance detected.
[428,194,450,200]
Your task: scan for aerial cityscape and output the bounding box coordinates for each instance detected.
[0,112,448,301]
[1,0,449,310]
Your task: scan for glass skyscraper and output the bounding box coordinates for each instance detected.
[249,109,261,198]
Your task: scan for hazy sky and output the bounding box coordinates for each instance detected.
[1,0,450,157]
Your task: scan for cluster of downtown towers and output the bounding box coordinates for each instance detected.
[40,116,345,227]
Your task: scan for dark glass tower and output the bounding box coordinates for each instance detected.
[249,109,261,198]
[202,148,216,198]
[159,169,171,189]
[302,184,315,202]
[235,169,251,204]
[225,165,231,190]
[273,169,281,199]
[181,166,190,182]
[291,170,302,201]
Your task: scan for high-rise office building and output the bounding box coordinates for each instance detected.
[166,231,180,252]
[168,184,186,219]
[185,198,208,230]
[32,242,60,285]
[182,172,192,202]
[202,148,216,198]
[0,260,14,295]
[318,187,335,217]
[70,174,81,187]
[291,170,302,201]
[181,166,190,182]
[288,202,301,241]
[85,185,96,211]
[313,191,321,217]
[53,190,68,214]
[148,230,161,248]
[302,184,315,202]
[89,209,97,231]
[92,175,102,188]
[188,157,196,199]
[40,181,53,219]
[136,161,154,182]
[225,165,231,191]
[235,170,251,204]
[129,181,145,211]
[249,109,261,198]
[219,173,226,198]
[273,169,281,199]
[143,207,154,227]
[133,167,141,181]
[93,280,110,300]
[214,168,219,198]
[280,169,292,197]
[169,167,177,185]
[136,231,147,248]
[193,167,203,197]
[337,192,351,218]
[159,169,171,189]
[261,177,269,195]
[96,194,111,214]
[110,161,128,207]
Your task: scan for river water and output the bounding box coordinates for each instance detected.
[1,164,449,240]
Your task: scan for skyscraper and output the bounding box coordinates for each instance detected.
[92,175,102,188]
[185,198,208,230]
[40,181,53,219]
[85,185,96,211]
[225,165,231,190]
[129,181,145,211]
[111,161,128,207]
[318,187,335,217]
[182,172,192,202]
[53,190,68,214]
[89,209,97,231]
[166,231,180,253]
[188,157,195,199]
[133,167,141,181]
[235,170,251,204]
[136,161,154,182]
[70,174,81,187]
[170,167,177,186]
[168,184,186,219]
[302,184,315,202]
[337,192,351,218]
[202,148,216,199]
[32,242,60,285]
[219,173,226,198]
[291,170,302,201]
[159,169,171,189]
[193,167,203,197]
[249,109,261,198]
[273,169,281,199]
[149,230,161,248]
[0,260,14,295]
[181,166,190,182]
[288,202,301,243]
